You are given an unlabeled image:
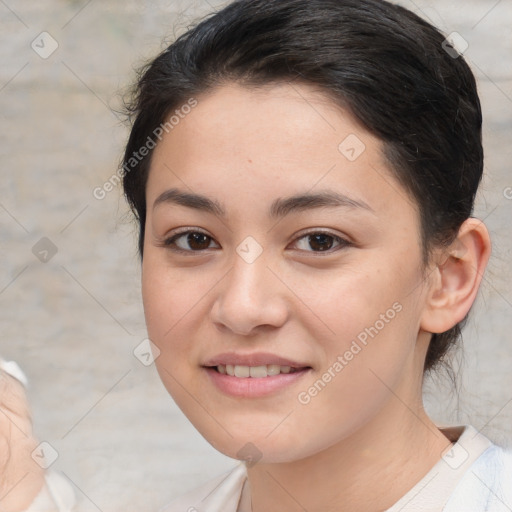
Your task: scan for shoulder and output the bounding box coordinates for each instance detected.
[443,442,512,511]
[159,463,247,512]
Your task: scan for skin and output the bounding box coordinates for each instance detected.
[142,82,491,512]
[0,371,45,512]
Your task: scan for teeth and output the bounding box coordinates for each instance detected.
[250,365,268,378]
[234,365,250,378]
[216,364,298,378]
[266,364,281,376]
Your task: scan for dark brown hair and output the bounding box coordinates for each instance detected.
[121,0,483,373]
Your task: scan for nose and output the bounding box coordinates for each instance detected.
[210,250,289,336]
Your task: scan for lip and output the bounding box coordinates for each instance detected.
[203,366,312,398]
[202,352,311,369]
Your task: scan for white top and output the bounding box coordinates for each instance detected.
[160,425,512,512]
[24,472,76,512]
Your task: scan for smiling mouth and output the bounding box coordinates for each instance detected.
[208,364,311,378]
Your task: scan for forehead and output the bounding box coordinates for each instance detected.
[147,82,417,222]
[152,82,370,164]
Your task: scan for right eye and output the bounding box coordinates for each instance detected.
[163,229,219,254]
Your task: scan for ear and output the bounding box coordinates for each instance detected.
[420,218,491,334]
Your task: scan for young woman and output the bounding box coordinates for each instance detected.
[119,0,511,511]
[2,1,509,511]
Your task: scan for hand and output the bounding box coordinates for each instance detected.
[0,369,45,512]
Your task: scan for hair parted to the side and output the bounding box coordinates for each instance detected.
[121,0,483,374]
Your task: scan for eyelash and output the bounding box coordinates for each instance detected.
[161,228,351,255]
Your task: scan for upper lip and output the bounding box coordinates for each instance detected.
[202,352,311,369]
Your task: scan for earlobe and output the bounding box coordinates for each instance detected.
[420,218,491,334]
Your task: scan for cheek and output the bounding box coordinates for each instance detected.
[141,247,208,329]
[288,263,422,419]
[141,258,196,411]
[141,251,216,384]
[279,260,410,349]
[285,303,419,462]
[141,254,189,356]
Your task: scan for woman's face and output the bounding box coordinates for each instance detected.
[142,82,433,463]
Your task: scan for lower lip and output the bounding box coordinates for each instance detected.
[203,367,312,398]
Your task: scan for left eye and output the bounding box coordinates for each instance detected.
[163,230,349,253]
[292,232,349,252]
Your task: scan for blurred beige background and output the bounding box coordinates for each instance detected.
[0,0,511,510]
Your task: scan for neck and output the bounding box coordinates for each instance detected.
[246,374,452,512]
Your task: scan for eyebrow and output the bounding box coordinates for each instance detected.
[152,187,375,219]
